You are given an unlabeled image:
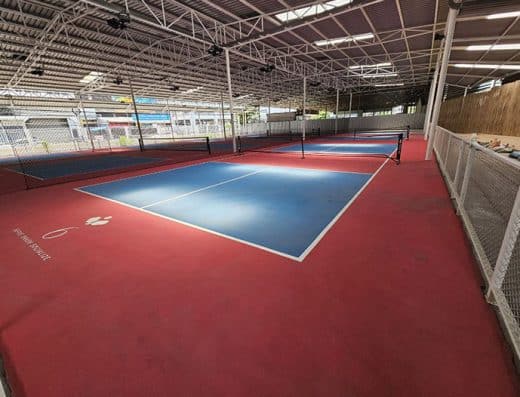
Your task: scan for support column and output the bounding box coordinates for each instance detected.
[129,79,144,151]
[288,101,292,134]
[79,95,95,151]
[267,97,271,136]
[302,76,307,141]
[225,49,237,152]
[348,90,353,132]
[167,99,175,139]
[220,91,227,140]
[460,86,468,112]
[425,0,462,160]
[424,42,443,140]
[197,109,202,136]
[335,87,339,135]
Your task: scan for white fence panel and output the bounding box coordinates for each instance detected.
[433,126,520,363]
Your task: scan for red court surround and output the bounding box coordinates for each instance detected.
[0,136,518,396]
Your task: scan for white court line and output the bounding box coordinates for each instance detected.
[76,187,302,262]
[141,169,265,209]
[76,158,391,262]
[4,167,45,180]
[297,156,391,261]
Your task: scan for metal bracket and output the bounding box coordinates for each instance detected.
[448,0,463,10]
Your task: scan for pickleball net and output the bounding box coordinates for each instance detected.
[140,136,212,154]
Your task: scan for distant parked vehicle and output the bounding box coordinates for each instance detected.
[13,137,42,145]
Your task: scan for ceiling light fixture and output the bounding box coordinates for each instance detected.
[30,67,44,76]
[107,12,130,30]
[362,73,398,78]
[349,62,391,70]
[208,44,224,57]
[314,32,374,47]
[375,83,404,87]
[259,64,275,73]
[453,63,520,70]
[466,44,520,51]
[486,11,520,20]
[80,71,103,84]
[275,0,353,23]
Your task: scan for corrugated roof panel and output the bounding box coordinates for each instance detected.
[364,1,401,31]
[400,0,436,27]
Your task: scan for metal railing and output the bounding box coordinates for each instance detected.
[433,126,520,363]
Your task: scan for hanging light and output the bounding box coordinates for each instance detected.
[208,44,224,57]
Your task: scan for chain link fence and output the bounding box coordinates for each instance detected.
[433,126,520,364]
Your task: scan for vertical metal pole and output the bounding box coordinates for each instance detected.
[267,97,271,136]
[220,91,227,140]
[129,79,144,151]
[348,90,353,132]
[225,49,237,152]
[444,134,451,164]
[79,95,95,151]
[167,99,175,139]
[335,87,339,135]
[302,76,307,141]
[426,0,462,160]
[487,185,520,301]
[460,86,468,112]
[288,101,292,135]
[459,144,474,206]
[424,43,443,140]
[453,142,465,196]
[174,110,180,136]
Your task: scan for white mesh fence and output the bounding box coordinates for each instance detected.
[433,126,520,361]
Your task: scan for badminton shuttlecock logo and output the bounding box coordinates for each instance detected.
[85,216,112,226]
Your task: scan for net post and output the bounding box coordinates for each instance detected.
[206,136,211,154]
[237,136,242,154]
[406,125,410,140]
[300,135,305,159]
[396,133,403,164]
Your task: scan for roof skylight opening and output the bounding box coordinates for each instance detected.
[466,44,520,51]
[314,32,374,47]
[79,71,103,84]
[275,0,353,22]
[486,11,520,20]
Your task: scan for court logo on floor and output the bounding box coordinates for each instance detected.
[85,216,112,226]
[42,216,112,240]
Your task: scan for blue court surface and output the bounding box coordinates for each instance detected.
[77,161,373,260]
[278,142,397,156]
[7,154,163,180]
